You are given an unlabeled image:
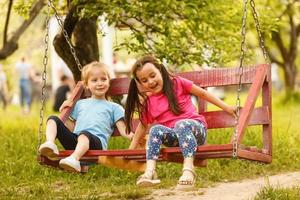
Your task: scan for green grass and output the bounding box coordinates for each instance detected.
[0,92,300,199]
[254,186,300,200]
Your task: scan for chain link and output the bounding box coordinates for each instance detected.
[38,0,83,153]
[37,2,51,152]
[233,0,269,158]
[233,0,248,158]
[48,0,83,71]
[249,0,269,64]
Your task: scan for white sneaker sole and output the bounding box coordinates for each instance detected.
[59,162,81,173]
[39,147,59,160]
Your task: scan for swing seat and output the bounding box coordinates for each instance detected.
[38,64,272,172]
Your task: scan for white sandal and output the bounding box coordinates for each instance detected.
[176,167,197,190]
[136,170,161,187]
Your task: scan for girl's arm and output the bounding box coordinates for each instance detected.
[115,119,134,140]
[190,84,237,117]
[129,122,147,149]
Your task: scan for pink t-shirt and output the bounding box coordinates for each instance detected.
[141,76,207,128]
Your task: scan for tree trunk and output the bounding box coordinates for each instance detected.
[53,5,99,82]
[283,63,297,96]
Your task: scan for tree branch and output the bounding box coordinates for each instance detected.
[271,30,288,62]
[53,4,99,82]
[0,0,45,59]
[267,50,283,66]
[288,9,298,64]
[296,24,300,37]
[3,0,13,45]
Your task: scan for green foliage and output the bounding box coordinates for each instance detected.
[74,0,273,67]
[13,0,35,19]
[0,0,47,94]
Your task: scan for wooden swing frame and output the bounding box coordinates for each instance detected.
[38,0,272,173]
[38,64,272,172]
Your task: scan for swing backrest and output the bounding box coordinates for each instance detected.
[60,64,271,137]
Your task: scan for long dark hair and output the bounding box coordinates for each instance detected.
[125,55,182,133]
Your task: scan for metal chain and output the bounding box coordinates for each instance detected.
[233,0,248,158]
[38,0,83,153]
[249,0,270,63]
[37,1,51,152]
[48,0,83,71]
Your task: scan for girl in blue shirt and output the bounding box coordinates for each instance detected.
[39,61,132,172]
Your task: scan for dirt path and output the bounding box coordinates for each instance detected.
[141,171,300,200]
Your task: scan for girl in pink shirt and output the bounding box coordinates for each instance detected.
[125,55,236,189]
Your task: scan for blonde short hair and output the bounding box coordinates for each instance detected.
[81,61,110,86]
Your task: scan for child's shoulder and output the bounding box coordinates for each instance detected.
[172,75,186,85]
[107,101,124,109]
[173,75,192,84]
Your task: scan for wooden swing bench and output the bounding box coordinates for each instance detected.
[38,64,272,172]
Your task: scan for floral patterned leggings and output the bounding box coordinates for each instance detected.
[146,119,207,160]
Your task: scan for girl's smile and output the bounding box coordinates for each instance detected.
[136,63,163,94]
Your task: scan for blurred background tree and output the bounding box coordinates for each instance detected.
[1,0,299,99]
[262,0,300,97]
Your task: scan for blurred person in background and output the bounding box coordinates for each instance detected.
[0,64,8,110]
[53,75,73,112]
[15,57,36,114]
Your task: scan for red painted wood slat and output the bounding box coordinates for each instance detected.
[38,64,273,171]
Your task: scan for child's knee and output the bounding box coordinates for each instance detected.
[175,120,187,128]
[149,125,165,136]
[47,115,60,124]
[174,120,190,134]
[78,133,89,141]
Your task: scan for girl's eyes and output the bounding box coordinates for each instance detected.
[90,77,107,82]
[140,74,156,82]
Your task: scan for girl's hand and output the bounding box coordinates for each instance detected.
[227,106,238,119]
[137,136,147,147]
[135,80,152,96]
[129,139,138,149]
[129,134,147,149]
[59,99,73,112]
[127,132,135,140]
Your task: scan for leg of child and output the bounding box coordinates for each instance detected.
[39,115,78,160]
[59,132,102,173]
[45,119,58,142]
[59,134,90,173]
[146,125,177,171]
[38,117,60,159]
[137,124,174,186]
[175,119,206,189]
[70,134,89,161]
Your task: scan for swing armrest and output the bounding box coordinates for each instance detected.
[59,81,85,123]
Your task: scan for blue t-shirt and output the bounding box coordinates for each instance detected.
[70,98,124,150]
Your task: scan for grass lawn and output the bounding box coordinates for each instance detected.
[0,91,300,199]
[254,186,300,200]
